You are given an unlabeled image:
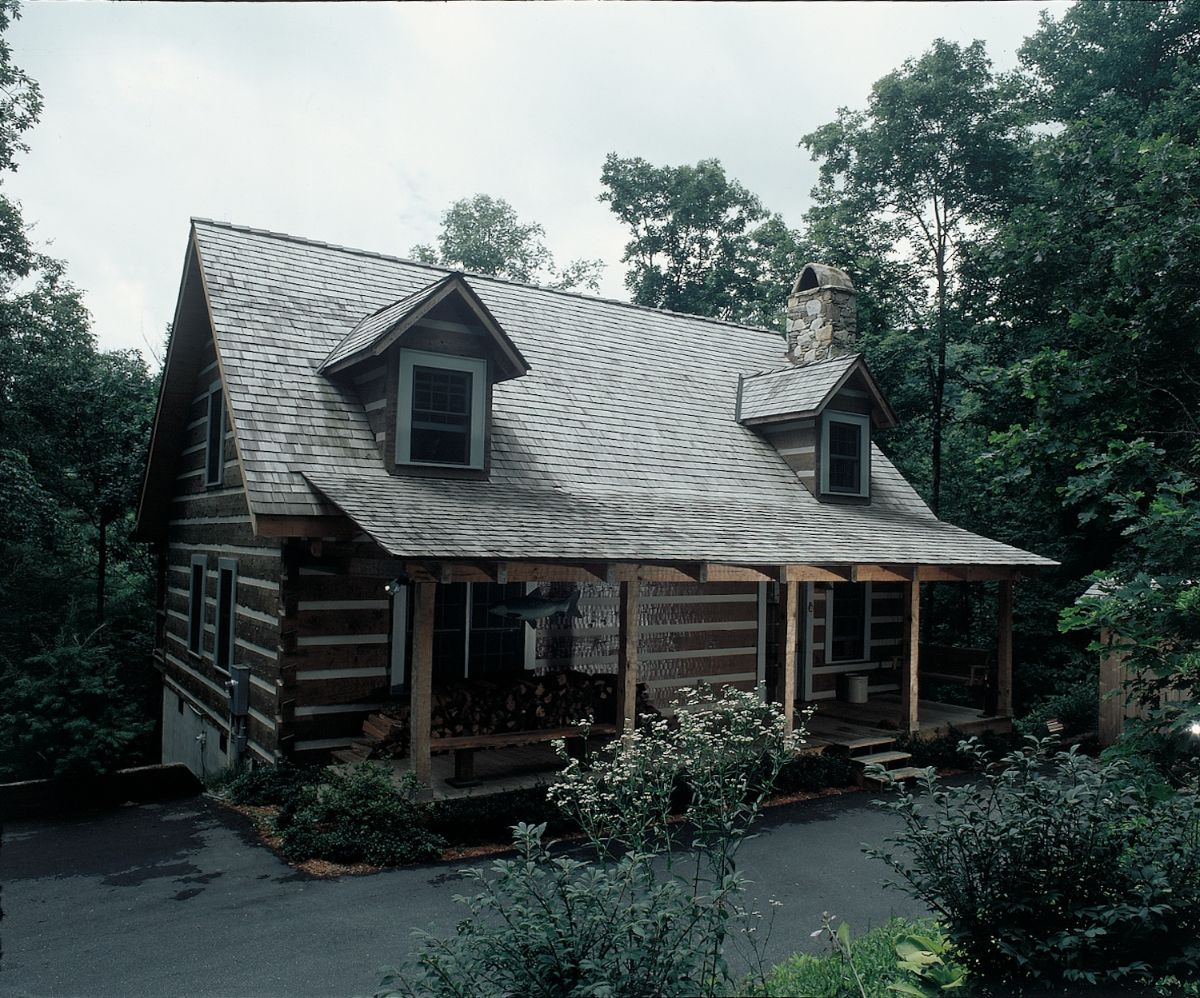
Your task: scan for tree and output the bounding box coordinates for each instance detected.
[801,39,1027,516]
[599,153,808,328]
[411,194,603,292]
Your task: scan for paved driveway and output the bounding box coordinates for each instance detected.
[2,790,924,997]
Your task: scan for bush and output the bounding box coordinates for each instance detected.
[275,764,445,866]
[223,761,320,807]
[869,737,1200,989]
[763,917,954,998]
[380,685,800,997]
[427,784,575,847]
[1015,679,1098,739]
[893,727,1017,770]
[774,750,853,792]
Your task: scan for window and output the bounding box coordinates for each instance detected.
[396,349,487,469]
[214,558,237,672]
[820,411,870,497]
[188,554,206,654]
[828,582,869,662]
[205,382,225,486]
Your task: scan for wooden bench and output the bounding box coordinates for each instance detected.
[433,723,618,788]
[919,644,992,688]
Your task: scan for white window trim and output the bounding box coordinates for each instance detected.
[820,410,871,498]
[215,557,238,674]
[396,349,487,470]
[204,381,225,487]
[826,582,872,664]
[188,554,207,654]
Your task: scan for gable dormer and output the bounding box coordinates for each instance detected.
[321,274,529,478]
[736,264,896,504]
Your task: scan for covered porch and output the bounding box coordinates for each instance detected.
[390,559,1024,788]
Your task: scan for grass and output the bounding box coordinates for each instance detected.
[761,917,947,998]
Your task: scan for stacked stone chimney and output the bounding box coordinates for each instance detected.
[785,263,858,365]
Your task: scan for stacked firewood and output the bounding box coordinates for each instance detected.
[367,670,655,760]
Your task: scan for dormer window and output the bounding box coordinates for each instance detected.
[820,411,870,498]
[396,350,487,469]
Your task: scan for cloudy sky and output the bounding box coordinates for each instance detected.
[9,1,1067,358]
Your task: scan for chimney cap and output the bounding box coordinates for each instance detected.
[791,263,855,295]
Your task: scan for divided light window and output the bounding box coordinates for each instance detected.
[214,558,237,672]
[396,349,487,470]
[820,411,870,498]
[205,382,225,487]
[187,554,206,654]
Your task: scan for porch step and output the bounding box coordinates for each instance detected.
[839,736,897,756]
[860,765,927,789]
[332,746,370,764]
[851,750,912,769]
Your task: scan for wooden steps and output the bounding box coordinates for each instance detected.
[849,745,915,787]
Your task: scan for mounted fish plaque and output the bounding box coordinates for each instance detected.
[488,589,582,628]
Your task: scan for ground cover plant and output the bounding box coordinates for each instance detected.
[870,736,1200,990]
[764,916,963,998]
[377,685,800,997]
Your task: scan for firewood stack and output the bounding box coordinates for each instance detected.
[364,670,656,760]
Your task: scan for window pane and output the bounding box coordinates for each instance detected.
[215,566,235,670]
[830,582,867,661]
[827,421,861,493]
[206,388,225,485]
[410,366,471,464]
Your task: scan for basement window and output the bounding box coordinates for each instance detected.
[396,350,486,469]
[204,382,225,487]
[820,411,870,498]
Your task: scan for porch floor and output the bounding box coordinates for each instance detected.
[804,693,1011,752]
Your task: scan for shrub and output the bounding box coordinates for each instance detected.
[1015,679,1098,739]
[893,727,1017,770]
[763,917,955,998]
[379,685,800,997]
[869,737,1200,988]
[427,784,575,847]
[276,764,445,866]
[774,750,853,793]
[223,761,320,807]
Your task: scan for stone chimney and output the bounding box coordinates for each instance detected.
[785,263,858,365]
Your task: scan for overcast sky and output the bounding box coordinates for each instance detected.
[9,1,1068,359]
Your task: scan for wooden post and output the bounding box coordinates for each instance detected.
[616,580,640,737]
[997,579,1013,718]
[900,576,921,732]
[411,582,436,786]
[776,580,799,735]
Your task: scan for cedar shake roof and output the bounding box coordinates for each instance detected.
[150,218,1054,568]
[737,354,897,428]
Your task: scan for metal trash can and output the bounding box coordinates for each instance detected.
[844,673,869,704]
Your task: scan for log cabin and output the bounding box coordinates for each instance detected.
[134,220,1055,784]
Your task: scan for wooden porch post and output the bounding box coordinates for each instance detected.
[617,580,640,737]
[411,582,436,786]
[900,576,921,732]
[776,580,799,735]
[997,579,1014,718]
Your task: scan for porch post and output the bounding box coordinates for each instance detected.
[900,574,921,732]
[617,580,640,737]
[776,579,798,735]
[997,579,1014,718]
[411,581,436,786]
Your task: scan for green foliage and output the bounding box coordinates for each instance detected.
[427,784,573,847]
[763,918,955,998]
[381,686,800,997]
[1014,679,1099,740]
[0,616,156,781]
[411,193,603,291]
[890,930,969,996]
[774,750,853,793]
[274,764,445,867]
[223,760,321,807]
[599,152,807,327]
[892,728,1016,771]
[870,737,1200,988]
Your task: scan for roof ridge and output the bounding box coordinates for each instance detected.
[189,217,785,340]
[743,354,862,379]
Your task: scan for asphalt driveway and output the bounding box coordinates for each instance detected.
[2,789,925,997]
